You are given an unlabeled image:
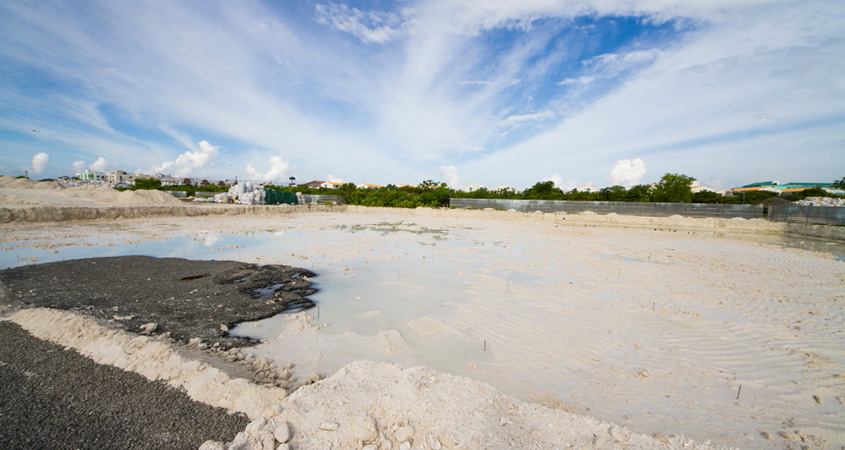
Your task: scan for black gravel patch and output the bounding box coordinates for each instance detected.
[0,320,250,450]
[0,255,317,349]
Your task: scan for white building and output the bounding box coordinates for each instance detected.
[574,184,598,193]
[320,181,344,189]
[76,171,106,182]
[106,170,136,185]
[492,184,517,193]
[462,184,485,192]
[691,185,717,193]
[356,183,384,189]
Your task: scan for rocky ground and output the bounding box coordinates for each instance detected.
[0,320,250,450]
[1,256,317,348]
[0,255,321,449]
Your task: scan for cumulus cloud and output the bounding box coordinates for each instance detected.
[315,2,401,44]
[72,160,86,173]
[607,158,646,187]
[30,152,50,175]
[154,140,219,177]
[245,156,293,183]
[90,156,109,172]
[439,165,460,188]
[542,173,578,191]
[326,174,343,183]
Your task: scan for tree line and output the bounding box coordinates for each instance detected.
[266,173,841,208]
[115,173,842,209]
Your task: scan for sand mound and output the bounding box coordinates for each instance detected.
[209,360,734,450]
[8,308,288,420]
[3,178,38,189]
[32,181,64,190]
[0,193,41,205]
[117,189,184,206]
[54,186,182,205]
[7,309,732,450]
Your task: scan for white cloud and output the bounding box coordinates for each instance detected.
[72,160,86,173]
[557,76,595,86]
[30,152,50,175]
[542,173,578,191]
[154,140,219,177]
[499,111,553,128]
[439,165,460,187]
[90,156,109,172]
[245,156,293,183]
[326,174,344,183]
[315,3,402,44]
[607,158,646,187]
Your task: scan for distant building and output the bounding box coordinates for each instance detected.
[106,170,135,185]
[691,185,717,193]
[320,181,344,189]
[726,181,837,196]
[493,184,517,193]
[76,171,106,182]
[151,174,182,186]
[574,184,598,193]
[300,180,325,189]
[356,183,384,189]
[462,184,485,192]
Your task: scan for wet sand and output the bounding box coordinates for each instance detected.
[1,205,843,449]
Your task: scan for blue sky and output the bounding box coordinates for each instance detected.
[1,0,843,190]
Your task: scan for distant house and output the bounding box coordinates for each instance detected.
[691,185,717,193]
[299,181,325,189]
[725,181,837,196]
[462,184,485,193]
[150,174,182,186]
[320,181,344,189]
[574,184,598,193]
[493,184,517,193]
[106,170,135,185]
[356,183,384,189]
[76,170,106,182]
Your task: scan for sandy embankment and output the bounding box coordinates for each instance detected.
[0,176,338,223]
[2,176,843,242]
[4,308,733,450]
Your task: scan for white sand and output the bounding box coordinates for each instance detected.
[1,190,843,449]
[6,308,288,420]
[0,176,183,207]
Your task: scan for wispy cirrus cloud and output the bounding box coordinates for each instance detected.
[315,2,403,44]
[0,0,841,190]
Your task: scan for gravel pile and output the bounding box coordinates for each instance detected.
[0,320,249,450]
[1,256,317,349]
[795,196,845,206]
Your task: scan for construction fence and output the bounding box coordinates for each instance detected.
[449,198,766,219]
[767,205,845,226]
[301,195,344,205]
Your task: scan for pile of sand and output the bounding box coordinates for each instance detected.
[6,309,732,450]
[205,359,734,450]
[0,177,183,207]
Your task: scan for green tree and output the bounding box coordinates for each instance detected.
[133,177,162,190]
[652,173,694,203]
[598,185,627,202]
[519,181,564,200]
[624,184,652,202]
[692,191,728,204]
[833,177,845,190]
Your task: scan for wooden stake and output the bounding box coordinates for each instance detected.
[736,384,742,400]
[483,339,487,351]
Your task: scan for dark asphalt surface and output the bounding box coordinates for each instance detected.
[0,320,249,450]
